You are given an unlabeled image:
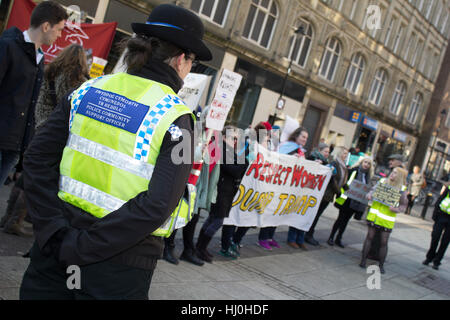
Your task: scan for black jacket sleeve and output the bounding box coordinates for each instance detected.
[24,93,194,266]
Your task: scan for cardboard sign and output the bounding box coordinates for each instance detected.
[344,180,371,205]
[178,73,210,111]
[206,69,242,131]
[89,57,108,78]
[372,183,401,207]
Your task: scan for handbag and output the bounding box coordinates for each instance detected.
[421,176,427,189]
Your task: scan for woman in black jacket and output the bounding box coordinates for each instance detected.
[328,156,373,248]
[196,126,248,262]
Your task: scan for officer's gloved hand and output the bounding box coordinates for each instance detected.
[41,227,70,267]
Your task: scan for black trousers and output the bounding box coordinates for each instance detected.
[330,207,355,240]
[306,201,329,237]
[426,217,450,266]
[165,213,200,251]
[20,242,156,300]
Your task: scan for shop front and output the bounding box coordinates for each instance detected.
[373,123,416,171]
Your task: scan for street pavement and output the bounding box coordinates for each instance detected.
[0,182,449,300]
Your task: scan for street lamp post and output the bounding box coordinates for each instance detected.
[426,109,447,180]
[269,26,304,126]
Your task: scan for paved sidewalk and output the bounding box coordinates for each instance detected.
[0,183,449,300]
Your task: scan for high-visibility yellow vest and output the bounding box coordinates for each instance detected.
[58,72,196,237]
[366,178,406,230]
[335,170,357,206]
[439,186,450,214]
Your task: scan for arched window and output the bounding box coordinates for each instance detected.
[287,18,313,68]
[407,93,423,124]
[243,0,278,48]
[344,53,365,94]
[190,0,232,27]
[368,68,387,106]
[389,81,407,115]
[319,37,341,82]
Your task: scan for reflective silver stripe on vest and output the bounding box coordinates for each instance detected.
[368,208,396,222]
[59,175,125,213]
[67,133,155,180]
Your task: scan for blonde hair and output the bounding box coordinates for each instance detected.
[330,146,349,161]
[387,167,408,189]
[351,155,374,177]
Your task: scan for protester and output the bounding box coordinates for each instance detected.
[406,166,425,215]
[360,167,408,274]
[20,4,212,300]
[261,127,309,250]
[196,126,248,261]
[0,1,67,187]
[228,122,272,253]
[35,44,90,129]
[368,153,405,260]
[422,184,450,270]
[1,44,88,237]
[328,156,373,247]
[305,146,349,246]
[307,142,330,165]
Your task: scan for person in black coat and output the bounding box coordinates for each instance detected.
[328,156,373,248]
[196,126,249,262]
[305,146,349,246]
[422,185,450,270]
[0,1,67,187]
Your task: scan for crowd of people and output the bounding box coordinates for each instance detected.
[0,2,448,300]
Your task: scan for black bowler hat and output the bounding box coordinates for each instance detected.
[131,4,212,61]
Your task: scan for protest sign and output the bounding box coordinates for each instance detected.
[372,183,401,207]
[206,69,242,131]
[224,145,332,231]
[178,73,210,111]
[89,57,108,78]
[345,180,371,205]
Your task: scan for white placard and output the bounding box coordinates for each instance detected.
[224,144,332,231]
[178,73,210,111]
[280,114,299,143]
[206,69,242,131]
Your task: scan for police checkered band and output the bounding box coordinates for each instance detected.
[168,124,183,140]
[134,94,182,162]
[69,76,106,130]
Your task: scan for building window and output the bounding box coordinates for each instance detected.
[407,93,423,124]
[411,39,423,67]
[337,0,344,12]
[287,19,313,68]
[403,33,416,62]
[243,0,278,48]
[349,0,358,20]
[425,0,435,20]
[368,68,387,106]
[319,37,341,82]
[441,11,449,34]
[434,1,442,27]
[384,17,396,47]
[419,46,431,73]
[389,81,406,115]
[190,0,231,27]
[417,0,425,11]
[392,23,404,54]
[344,53,365,94]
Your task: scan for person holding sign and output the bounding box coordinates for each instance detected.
[276,127,309,250]
[360,167,408,274]
[328,156,373,248]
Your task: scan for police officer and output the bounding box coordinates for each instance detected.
[423,185,450,270]
[20,4,212,300]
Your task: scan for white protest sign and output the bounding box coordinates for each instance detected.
[178,73,210,111]
[280,114,299,143]
[224,144,332,231]
[206,69,242,131]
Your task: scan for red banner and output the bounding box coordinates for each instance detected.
[6,0,117,63]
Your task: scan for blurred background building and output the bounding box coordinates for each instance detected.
[1,0,449,173]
